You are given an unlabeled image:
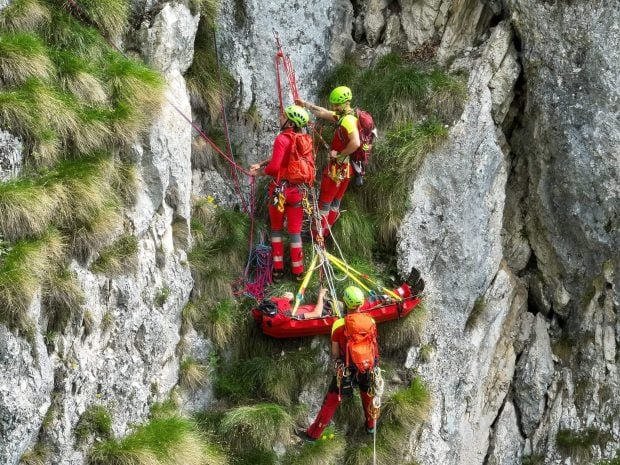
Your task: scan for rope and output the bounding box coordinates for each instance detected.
[273,30,299,114]
[64,0,270,299]
[212,28,249,214]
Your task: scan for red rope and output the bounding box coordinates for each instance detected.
[273,31,300,114]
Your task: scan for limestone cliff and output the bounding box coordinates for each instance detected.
[0,0,618,464]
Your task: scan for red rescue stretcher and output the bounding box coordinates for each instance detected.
[252,294,422,339]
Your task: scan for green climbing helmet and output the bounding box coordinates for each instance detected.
[329,86,352,104]
[343,286,365,310]
[284,104,310,128]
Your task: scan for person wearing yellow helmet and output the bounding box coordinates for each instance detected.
[296,86,361,239]
[295,285,381,442]
[249,105,313,281]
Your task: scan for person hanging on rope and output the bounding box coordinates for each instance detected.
[296,86,360,238]
[295,286,380,442]
[249,104,314,281]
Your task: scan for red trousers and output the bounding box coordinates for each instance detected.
[268,183,304,275]
[306,373,376,439]
[318,164,351,237]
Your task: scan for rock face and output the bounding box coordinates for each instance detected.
[0,130,22,182]
[0,4,196,464]
[1,0,619,464]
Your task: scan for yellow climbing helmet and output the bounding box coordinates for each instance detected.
[329,86,352,104]
[284,104,310,128]
[343,286,365,310]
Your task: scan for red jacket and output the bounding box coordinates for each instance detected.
[264,128,294,181]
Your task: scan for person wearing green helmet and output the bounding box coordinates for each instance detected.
[249,104,313,281]
[296,86,361,239]
[295,285,381,442]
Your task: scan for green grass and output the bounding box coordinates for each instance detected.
[344,440,391,465]
[69,0,129,38]
[283,426,346,465]
[381,377,431,429]
[185,16,234,119]
[69,202,123,261]
[0,32,52,84]
[521,454,545,465]
[90,234,139,276]
[465,295,486,330]
[19,443,50,465]
[43,8,108,59]
[43,267,85,332]
[556,427,612,461]
[154,287,171,307]
[362,119,447,247]
[378,302,427,356]
[0,0,50,33]
[220,403,293,451]
[51,49,107,103]
[179,357,209,391]
[0,229,63,330]
[89,414,222,465]
[198,298,238,349]
[75,404,112,443]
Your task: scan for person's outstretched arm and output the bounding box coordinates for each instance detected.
[296,98,336,122]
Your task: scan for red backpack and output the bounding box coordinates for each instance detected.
[337,109,376,176]
[344,313,377,373]
[281,132,315,185]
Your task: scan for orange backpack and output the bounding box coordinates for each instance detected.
[344,313,377,373]
[281,132,315,185]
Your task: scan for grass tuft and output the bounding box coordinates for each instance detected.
[43,267,85,332]
[88,414,219,465]
[185,17,234,120]
[198,298,238,349]
[381,377,431,429]
[90,234,139,276]
[556,427,612,461]
[69,203,123,262]
[0,229,63,330]
[70,0,129,38]
[75,404,113,443]
[0,32,53,84]
[378,302,427,356]
[220,403,293,451]
[283,426,346,465]
[19,443,50,465]
[179,357,209,391]
[51,50,107,103]
[0,0,50,32]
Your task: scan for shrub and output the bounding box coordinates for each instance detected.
[90,234,139,276]
[219,403,293,451]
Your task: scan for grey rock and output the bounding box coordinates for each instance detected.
[0,130,23,182]
[486,401,525,465]
[514,313,554,437]
[0,299,53,465]
[364,0,389,47]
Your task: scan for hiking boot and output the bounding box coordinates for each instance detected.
[411,277,425,297]
[292,272,304,282]
[406,266,421,286]
[406,267,425,297]
[294,428,317,443]
[272,270,285,282]
[366,426,376,434]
